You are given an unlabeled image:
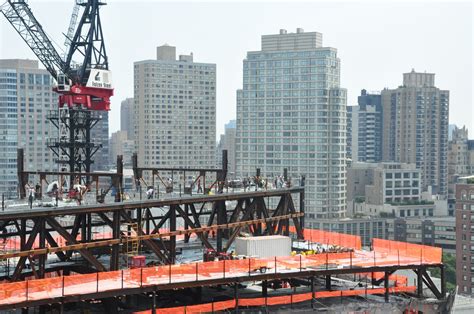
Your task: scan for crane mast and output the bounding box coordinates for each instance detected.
[1,0,114,189]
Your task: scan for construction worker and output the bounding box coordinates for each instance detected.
[27,183,35,209]
[146,186,154,199]
[197,178,202,193]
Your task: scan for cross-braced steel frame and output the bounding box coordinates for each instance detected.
[0,187,305,281]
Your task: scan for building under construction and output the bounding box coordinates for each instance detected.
[0,1,452,313]
[0,155,452,313]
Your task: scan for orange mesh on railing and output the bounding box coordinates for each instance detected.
[0,234,440,307]
[134,286,417,313]
[373,238,442,264]
[289,226,362,250]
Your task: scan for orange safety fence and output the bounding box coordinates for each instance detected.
[372,238,442,264]
[0,248,433,306]
[0,234,444,307]
[289,226,362,250]
[134,286,417,314]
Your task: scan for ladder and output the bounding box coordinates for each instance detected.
[121,222,140,267]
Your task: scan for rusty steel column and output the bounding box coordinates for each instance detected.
[38,218,46,279]
[417,268,423,297]
[170,205,176,264]
[216,200,227,252]
[222,149,228,176]
[325,275,331,290]
[115,155,123,202]
[110,210,121,270]
[384,271,390,302]
[87,213,92,242]
[20,219,26,251]
[17,148,26,199]
[234,283,239,313]
[440,265,446,298]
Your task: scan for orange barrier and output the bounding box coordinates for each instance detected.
[372,238,442,264]
[134,286,417,314]
[0,247,439,306]
[289,226,362,250]
[0,229,443,307]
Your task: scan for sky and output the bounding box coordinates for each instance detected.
[0,0,473,139]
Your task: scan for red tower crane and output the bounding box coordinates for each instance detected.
[1,0,114,187]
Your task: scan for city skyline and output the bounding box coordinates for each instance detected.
[0,1,472,139]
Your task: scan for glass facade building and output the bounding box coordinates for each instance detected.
[236,29,347,221]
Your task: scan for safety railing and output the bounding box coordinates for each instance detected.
[133,285,417,314]
[0,240,442,306]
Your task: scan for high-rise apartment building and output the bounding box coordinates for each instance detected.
[217,120,236,178]
[134,45,216,170]
[448,126,474,198]
[382,70,449,198]
[90,110,109,171]
[0,59,57,198]
[120,97,135,140]
[455,178,474,295]
[236,29,347,221]
[347,89,383,162]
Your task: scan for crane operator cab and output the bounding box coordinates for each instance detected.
[57,74,71,92]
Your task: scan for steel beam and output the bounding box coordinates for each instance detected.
[45,216,106,271]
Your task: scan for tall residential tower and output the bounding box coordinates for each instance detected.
[134,45,216,170]
[382,70,449,197]
[236,29,347,221]
[347,90,383,163]
[0,59,57,197]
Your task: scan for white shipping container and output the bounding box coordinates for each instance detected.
[235,235,291,258]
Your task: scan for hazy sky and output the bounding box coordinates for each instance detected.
[1,0,472,139]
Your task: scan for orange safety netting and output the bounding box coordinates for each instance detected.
[0,248,425,307]
[0,230,443,307]
[134,286,417,314]
[372,238,442,264]
[289,226,362,250]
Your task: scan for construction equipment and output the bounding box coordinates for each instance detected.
[0,0,113,188]
[203,248,233,262]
